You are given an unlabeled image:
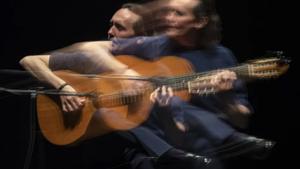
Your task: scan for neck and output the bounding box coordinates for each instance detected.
[172,31,199,49]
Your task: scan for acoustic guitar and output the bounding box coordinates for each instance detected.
[37,55,289,145]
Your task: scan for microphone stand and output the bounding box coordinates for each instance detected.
[0,87,92,169]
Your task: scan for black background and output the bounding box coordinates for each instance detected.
[1,0,298,169]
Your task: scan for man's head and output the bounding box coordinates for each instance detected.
[108,3,144,39]
[158,0,202,37]
[152,0,221,48]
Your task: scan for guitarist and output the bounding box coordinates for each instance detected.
[109,0,276,163]
[19,2,215,169]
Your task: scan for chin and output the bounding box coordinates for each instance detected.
[165,30,180,37]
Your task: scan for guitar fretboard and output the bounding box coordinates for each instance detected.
[95,64,249,107]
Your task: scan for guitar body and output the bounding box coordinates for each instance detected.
[37,55,194,145]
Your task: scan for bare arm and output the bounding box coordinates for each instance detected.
[19,41,133,87]
[19,40,137,112]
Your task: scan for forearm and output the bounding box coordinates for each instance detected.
[19,55,66,89]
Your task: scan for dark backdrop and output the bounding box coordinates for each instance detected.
[1,0,298,169]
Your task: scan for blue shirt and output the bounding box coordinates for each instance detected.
[111,35,252,124]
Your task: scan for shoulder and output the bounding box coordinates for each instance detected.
[112,35,167,47]
[207,45,236,59]
[212,45,238,64]
[71,41,112,52]
[111,35,170,59]
[213,45,234,56]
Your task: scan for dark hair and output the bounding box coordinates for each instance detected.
[121,3,146,36]
[193,0,222,48]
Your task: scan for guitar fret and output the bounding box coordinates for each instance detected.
[97,88,152,107]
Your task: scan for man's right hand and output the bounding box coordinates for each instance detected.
[60,85,86,112]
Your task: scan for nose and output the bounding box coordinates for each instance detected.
[107,26,116,39]
[164,12,176,22]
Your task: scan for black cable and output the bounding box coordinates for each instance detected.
[0,87,93,96]
[23,92,37,169]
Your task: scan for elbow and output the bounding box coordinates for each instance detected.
[19,55,33,68]
[19,55,45,70]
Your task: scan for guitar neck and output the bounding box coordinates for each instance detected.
[96,86,155,108]
[95,57,288,107]
[161,64,249,91]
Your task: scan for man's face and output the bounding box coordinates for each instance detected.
[108,8,140,39]
[159,0,201,38]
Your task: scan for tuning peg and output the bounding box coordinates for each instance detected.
[281,57,291,64]
[265,50,284,57]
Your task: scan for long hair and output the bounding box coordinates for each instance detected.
[193,0,222,48]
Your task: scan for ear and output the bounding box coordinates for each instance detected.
[193,16,208,29]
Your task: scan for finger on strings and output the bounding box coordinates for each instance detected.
[167,86,174,97]
[150,92,155,102]
[161,85,167,96]
[64,101,74,112]
[64,96,79,110]
[150,87,160,102]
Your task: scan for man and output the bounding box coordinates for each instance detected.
[109,0,276,161]
[20,3,214,169]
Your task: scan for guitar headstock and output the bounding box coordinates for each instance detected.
[245,54,290,79]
